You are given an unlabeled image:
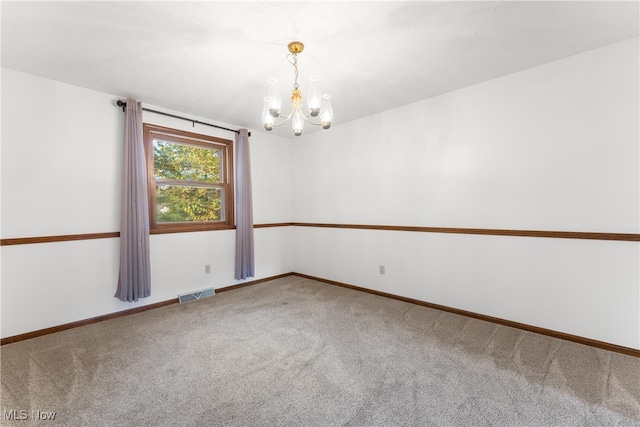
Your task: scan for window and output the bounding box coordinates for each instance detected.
[144,123,234,233]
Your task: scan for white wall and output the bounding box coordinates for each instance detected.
[292,38,640,349]
[1,68,293,338]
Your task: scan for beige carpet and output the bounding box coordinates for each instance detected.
[1,275,639,426]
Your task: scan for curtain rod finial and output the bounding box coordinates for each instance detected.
[116,100,126,111]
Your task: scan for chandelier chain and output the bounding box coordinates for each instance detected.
[288,53,300,90]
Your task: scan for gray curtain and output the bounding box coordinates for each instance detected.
[115,98,151,302]
[235,128,255,279]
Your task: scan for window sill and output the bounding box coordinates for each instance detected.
[150,224,236,235]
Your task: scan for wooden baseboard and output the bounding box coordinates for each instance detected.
[292,273,640,358]
[0,298,178,346]
[215,273,295,293]
[0,273,296,346]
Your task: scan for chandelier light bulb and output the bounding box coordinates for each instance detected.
[292,100,304,136]
[266,77,281,118]
[262,96,275,131]
[320,93,333,129]
[307,75,322,117]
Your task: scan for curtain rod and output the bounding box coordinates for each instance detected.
[116,100,250,137]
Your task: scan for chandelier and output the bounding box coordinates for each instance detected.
[262,41,333,136]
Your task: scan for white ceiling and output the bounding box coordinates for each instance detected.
[1,1,638,139]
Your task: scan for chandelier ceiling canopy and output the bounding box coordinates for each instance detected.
[262,41,333,136]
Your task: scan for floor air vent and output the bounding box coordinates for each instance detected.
[178,287,215,303]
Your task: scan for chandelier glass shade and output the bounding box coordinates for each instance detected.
[262,41,333,136]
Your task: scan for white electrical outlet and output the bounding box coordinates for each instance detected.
[205,264,211,274]
[379,265,386,275]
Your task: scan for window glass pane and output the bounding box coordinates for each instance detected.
[156,185,224,223]
[153,139,221,183]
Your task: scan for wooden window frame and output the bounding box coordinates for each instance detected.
[143,123,234,234]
